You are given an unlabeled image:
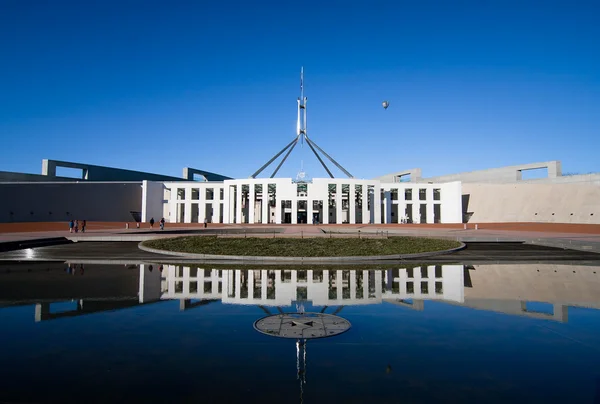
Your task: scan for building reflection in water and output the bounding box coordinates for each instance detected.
[161,265,464,308]
[5,263,598,323]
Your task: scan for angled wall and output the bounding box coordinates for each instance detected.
[462,183,600,224]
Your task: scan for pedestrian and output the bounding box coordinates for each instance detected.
[81,220,86,233]
[69,220,74,233]
[203,218,207,228]
[150,217,155,228]
[160,217,165,230]
[74,219,79,233]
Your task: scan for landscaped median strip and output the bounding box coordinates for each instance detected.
[138,236,465,262]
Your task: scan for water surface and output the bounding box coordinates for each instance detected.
[1,262,600,403]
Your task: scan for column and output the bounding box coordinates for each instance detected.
[169,187,177,223]
[236,184,243,224]
[384,191,392,224]
[35,303,50,322]
[322,196,329,225]
[228,185,236,223]
[248,270,255,302]
[412,203,419,224]
[222,186,231,223]
[349,186,356,224]
[235,269,242,298]
[426,188,434,224]
[374,187,382,224]
[249,183,255,224]
[262,182,269,224]
[374,270,382,298]
[307,199,313,225]
[362,184,369,224]
[213,201,220,223]
[335,183,342,224]
[261,270,268,300]
[291,196,298,224]
[183,266,190,294]
[184,187,192,223]
[336,270,342,302]
[275,187,282,224]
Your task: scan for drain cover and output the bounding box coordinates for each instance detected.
[254,312,351,339]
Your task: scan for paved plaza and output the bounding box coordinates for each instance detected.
[1,221,600,257]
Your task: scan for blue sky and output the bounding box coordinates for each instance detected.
[1,0,599,180]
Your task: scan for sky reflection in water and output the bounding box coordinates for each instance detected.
[1,262,600,403]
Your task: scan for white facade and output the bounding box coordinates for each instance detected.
[156,178,462,224]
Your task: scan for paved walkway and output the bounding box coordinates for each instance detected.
[1,222,600,253]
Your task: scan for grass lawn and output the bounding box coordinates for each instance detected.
[142,236,461,257]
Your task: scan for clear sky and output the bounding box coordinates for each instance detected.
[1,0,599,180]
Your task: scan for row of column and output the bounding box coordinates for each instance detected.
[225,183,382,225]
[168,187,224,223]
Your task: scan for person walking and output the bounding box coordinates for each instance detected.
[74,220,79,233]
[160,217,165,230]
[81,220,86,233]
[203,218,207,228]
[69,220,74,233]
[149,217,155,228]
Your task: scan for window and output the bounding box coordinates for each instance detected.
[421,282,429,294]
[420,266,428,278]
[435,282,443,294]
[220,189,224,200]
[405,189,412,200]
[433,188,441,201]
[205,188,214,200]
[191,189,199,200]
[391,189,398,200]
[419,189,426,201]
[406,282,414,294]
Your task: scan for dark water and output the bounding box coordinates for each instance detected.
[1,262,600,403]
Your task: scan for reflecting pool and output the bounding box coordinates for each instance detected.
[1,262,600,403]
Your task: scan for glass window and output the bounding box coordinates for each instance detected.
[419,189,426,201]
[434,188,441,201]
[405,189,412,200]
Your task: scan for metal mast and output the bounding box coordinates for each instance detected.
[250,68,354,179]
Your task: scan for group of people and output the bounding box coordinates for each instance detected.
[149,217,166,230]
[68,219,86,233]
[65,263,84,275]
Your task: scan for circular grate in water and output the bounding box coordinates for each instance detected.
[253,312,351,339]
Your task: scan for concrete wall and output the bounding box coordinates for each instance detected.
[41,159,231,182]
[42,159,186,182]
[141,181,165,223]
[0,182,142,223]
[462,183,600,223]
[0,171,78,183]
[417,161,562,184]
